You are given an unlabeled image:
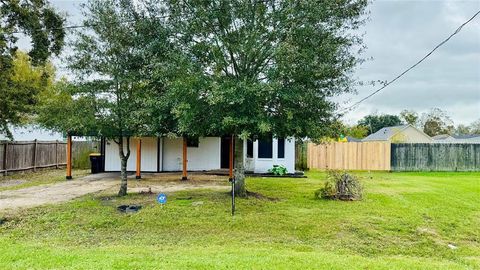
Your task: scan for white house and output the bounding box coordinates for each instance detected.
[103,136,295,174]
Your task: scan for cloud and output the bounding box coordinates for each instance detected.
[14,0,480,127]
[338,0,480,126]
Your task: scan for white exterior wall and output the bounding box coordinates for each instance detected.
[141,137,160,171]
[245,137,295,173]
[104,136,295,173]
[244,148,255,172]
[104,137,158,172]
[162,137,221,171]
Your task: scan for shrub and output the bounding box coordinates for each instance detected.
[268,165,287,176]
[315,170,363,201]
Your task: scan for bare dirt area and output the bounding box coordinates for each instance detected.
[0,179,27,188]
[128,172,229,194]
[0,172,228,213]
[0,169,90,192]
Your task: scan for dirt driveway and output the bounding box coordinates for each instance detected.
[0,172,228,213]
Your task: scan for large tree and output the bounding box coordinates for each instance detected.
[38,0,177,196]
[454,124,471,135]
[344,125,369,139]
[165,0,369,195]
[1,51,56,138]
[469,119,480,134]
[420,108,454,137]
[400,109,419,127]
[331,120,368,139]
[358,114,403,135]
[0,0,65,139]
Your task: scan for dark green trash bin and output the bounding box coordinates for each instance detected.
[89,153,104,174]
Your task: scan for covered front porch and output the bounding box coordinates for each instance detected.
[64,134,296,180]
[64,135,236,181]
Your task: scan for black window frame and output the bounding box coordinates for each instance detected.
[277,138,285,159]
[258,136,273,159]
[186,137,199,148]
[246,139,253,158]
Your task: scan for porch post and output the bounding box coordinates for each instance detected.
[66,135,72,180]
[182,137,188,180]
[136,138,141,179]
[229,134,234,180]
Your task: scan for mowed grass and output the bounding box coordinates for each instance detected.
[0,171,479,269]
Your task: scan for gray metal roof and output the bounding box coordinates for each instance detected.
[432,134,452,140]
[346,136,362,142]
[433,134,480,143]
[452,134,480,139]
[362,125,409,141]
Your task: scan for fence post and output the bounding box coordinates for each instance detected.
[66,135,72,180]
[55,140,59,169]
[33,139,38,172]
[3,142,7,176]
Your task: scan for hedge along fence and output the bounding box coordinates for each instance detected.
[0,140,100,175]
[71,141,100,169]
[391,143,480,172]
[307,142,480,172]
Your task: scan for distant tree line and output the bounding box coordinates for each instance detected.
[340,108,480,138]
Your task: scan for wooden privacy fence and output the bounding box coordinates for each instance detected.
[307,142,391,171]
[391,143,480,171]
[0,140,100,175]
[0,140,66,174]
[307,142,480,172]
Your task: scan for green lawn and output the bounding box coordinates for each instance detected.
[1,171,479,269]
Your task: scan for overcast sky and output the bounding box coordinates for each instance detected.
[18,0,480,132]
[338,0,480,126]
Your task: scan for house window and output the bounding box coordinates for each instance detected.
[246,139,253,158]
[258,137,272,158]
[186,137,199,147]
[277,138,285,158]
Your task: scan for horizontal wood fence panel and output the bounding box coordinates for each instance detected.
[0,140,98,174]
[308,142,391,171]
[391,143,480,171]
[8,143,35,171]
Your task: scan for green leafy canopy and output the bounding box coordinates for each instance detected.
[164,0,369,140]
[0,0,65,139]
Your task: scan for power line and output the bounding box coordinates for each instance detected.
[341,9,480,114]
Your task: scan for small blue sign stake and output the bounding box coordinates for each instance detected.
[157,193,167,205]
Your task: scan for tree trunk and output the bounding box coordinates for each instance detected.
[117,136,130,196]
[118,156,128,196]
[233,136,247,197]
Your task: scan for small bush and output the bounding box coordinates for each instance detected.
[315,171,363,201]
[268,165,287,176]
